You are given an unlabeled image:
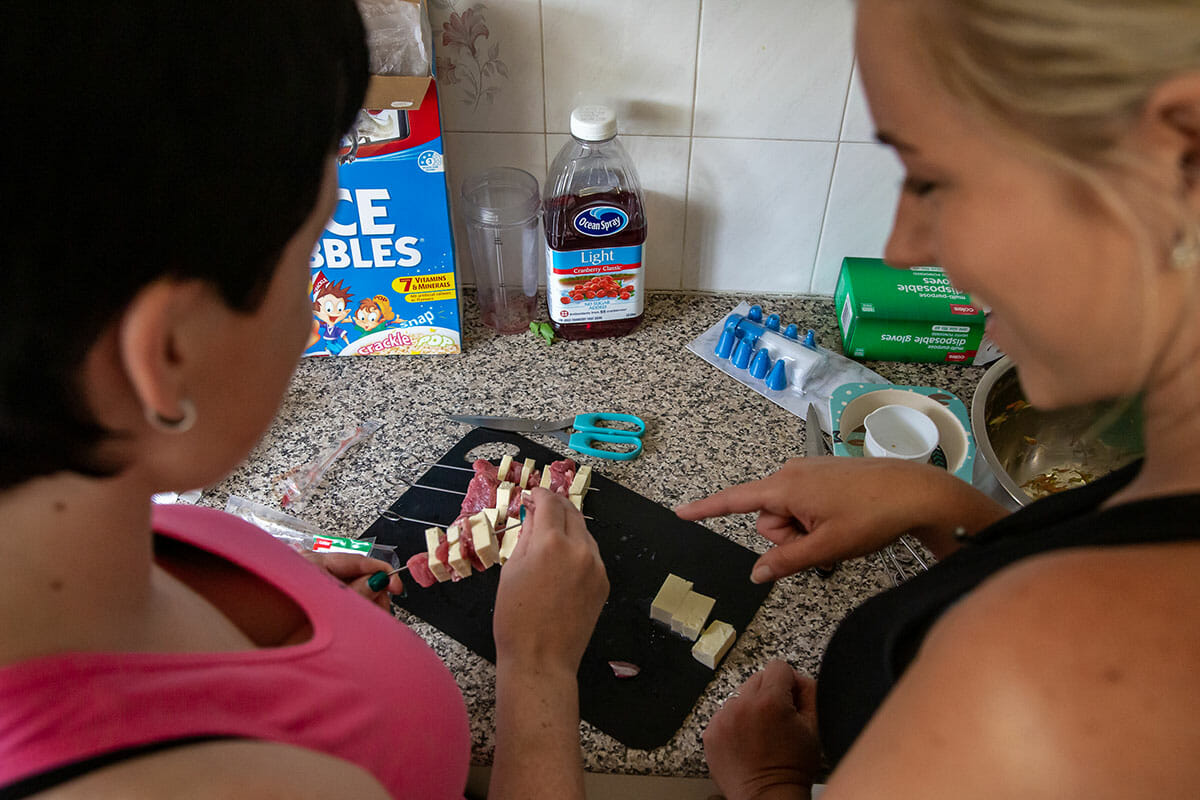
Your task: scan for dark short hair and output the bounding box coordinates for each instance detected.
[0,1,369,489]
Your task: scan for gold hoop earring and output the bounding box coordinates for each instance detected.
[145,399,197,434]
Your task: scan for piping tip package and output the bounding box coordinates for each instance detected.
[686,301,887,435]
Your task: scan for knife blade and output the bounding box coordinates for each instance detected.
[804,403,839,578]
[805,403,830,457]
[447,413,568,433]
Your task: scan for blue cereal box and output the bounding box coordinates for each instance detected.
[307,77,462,357]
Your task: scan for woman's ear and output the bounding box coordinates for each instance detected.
[1147,74,1200,203]
[116,279,207,428]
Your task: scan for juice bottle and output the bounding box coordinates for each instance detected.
[544,105,647,339]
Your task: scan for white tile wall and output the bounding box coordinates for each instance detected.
[813,142,904,294]
[840,61,877,143]
[442,132,548,285]
[428,0,894,296]
[693,0,855,141]
[541,0,701,137]
[683,137,836,293]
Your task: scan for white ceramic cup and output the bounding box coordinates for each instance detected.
[863,404,939,462]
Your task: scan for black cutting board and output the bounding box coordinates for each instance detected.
[364,427,772,750]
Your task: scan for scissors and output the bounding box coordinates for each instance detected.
[448,413,646,461]
[805,403,839,578]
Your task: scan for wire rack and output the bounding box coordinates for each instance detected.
[878,536,932,587]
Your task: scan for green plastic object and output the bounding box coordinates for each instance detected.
[834,257,985,364]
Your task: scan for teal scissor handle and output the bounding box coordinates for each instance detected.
[566,413,646,461]
[566,430,643,460]
[572,412,646,437]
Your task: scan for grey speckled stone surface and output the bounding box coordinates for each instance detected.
[199,290,986,777]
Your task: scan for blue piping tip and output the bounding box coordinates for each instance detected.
[731,337,754,369]
[765,359,788,390]
[748,304,764,322]
[783,323,799,340]
[715,329,736,359]
[749,348,772,379]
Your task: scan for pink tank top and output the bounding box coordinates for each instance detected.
[0,504,470,797]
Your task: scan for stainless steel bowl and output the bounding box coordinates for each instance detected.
[970,357,1144,506]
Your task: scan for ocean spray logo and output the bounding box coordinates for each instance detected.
[572,206,629,238]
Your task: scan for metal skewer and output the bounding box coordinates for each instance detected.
[366,516,528,592]
[392,477,595,520]
[375,509,529,535]
[416,461,600,491]
[368,563,408,591]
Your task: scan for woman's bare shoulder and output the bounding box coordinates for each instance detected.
[949,541,1200,680]
[28,739,393,800]
[825,542,1200,798]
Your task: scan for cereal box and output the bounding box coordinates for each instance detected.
[306,77,461,357]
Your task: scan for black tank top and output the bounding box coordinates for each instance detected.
[817,461,1200,766]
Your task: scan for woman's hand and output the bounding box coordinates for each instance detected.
[493,488,609,672]
[298,551,400,611]
[488,488,609,800]
[703,660,821,800]
[676,456,1009,583]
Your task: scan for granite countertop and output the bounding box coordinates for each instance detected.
[199,290,986,777]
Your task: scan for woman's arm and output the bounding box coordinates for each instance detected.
[821,545,1200,798]
[677,457,1009,581]
[488,489,609,800]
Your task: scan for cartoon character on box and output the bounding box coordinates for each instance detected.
[312,278,353,355]
[351,294,400,338]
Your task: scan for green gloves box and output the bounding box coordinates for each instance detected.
[834,257,986,364]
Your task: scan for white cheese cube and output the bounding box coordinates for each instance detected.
[424,527,450,583]
[470,511,499,568]
[568,465,592,496]
[650,573,693,624]
[691,620,737,669]
[497,523,521,564]
[518,458,535,488]
[484,507,504,531]
[494,482,515,521]
[675,591,716,641]
[539,469,553,489]
[447,541,472,578]
[445,522,461,545]
[568,493,583,511]
[497,455,514,482]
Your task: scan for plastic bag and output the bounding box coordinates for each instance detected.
[357,0,432,77]
[226,494,399,568]
[277,418,384,511]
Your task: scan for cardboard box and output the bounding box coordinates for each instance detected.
[835,257,986,364]
[306,23,461,357]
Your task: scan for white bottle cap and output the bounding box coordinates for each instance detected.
[570,105,618,141]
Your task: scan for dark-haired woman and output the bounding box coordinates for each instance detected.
[0,4,606,798]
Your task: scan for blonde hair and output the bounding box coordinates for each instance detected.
[911,1,1200,223]
[918,2,1200,155]
[913,0,1200,391]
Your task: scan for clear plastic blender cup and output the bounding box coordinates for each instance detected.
[460,167,541,334]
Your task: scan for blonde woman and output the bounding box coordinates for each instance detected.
[680,1,1200,797]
